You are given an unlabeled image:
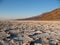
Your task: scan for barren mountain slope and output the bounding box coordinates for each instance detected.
[17,8,60,21]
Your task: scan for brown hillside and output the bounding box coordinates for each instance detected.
[17,8,60,21]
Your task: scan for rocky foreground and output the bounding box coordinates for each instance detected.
[0,20,60,45]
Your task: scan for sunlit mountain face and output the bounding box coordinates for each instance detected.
[16,8,60,21]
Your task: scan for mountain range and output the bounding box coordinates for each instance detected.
[16,8,60,21]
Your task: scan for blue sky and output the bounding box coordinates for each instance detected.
[0,0,60,19]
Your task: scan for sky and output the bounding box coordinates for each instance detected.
[0,0,60,19]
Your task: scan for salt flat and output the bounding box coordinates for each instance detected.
[0,20,60,45]
[13,20,60,24]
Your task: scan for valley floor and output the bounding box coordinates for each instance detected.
[0,20,60,45]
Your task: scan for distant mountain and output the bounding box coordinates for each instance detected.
[17,8,60,21]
